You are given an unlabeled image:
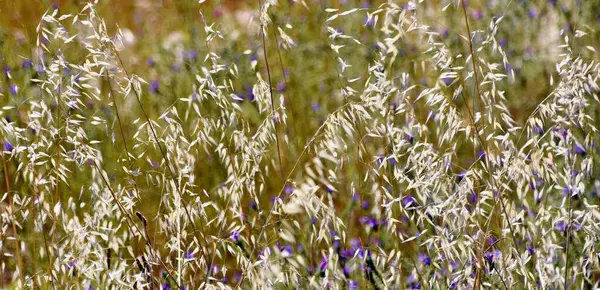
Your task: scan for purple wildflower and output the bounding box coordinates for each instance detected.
[185,251,194,259]
[441,28,449,38]
[499,38,508,48]
[450,260,459,270]
[402,195,417,208]
[185,50,198,61]
[441,77,453,86]
[21,59,33,69]
[230,230,240,242]
[281,244,293,257]
[207,265,219,275]
[563,186,573,196]
[409,281,421,289]
[556,127,568,139]
[333,239,340,249]
[349,280,359,290]
[350,238,361,250]
[468,192,478,204]
[233,272,242,282]
[418,252,431,266]
[357,248,365,259]
[360,216,377,228]
[9,84,18,95]
[246,89,255,101]
[361,200,370,209]
[249,201,258,211]
[311,101,321,112]
[529,178,543,190]
[285,184,294,195]
[476,149,485,160]
[146,58,155,67]
[276,81,286,92]
[270,195,281,203]
[150,80,159,94]
[527,244,535,255]
[340,248,354,258]
[457,170,467,182]
[162,283,170,290]
[376,155,385,165]
[319,256,328,271]
[3,141,13,152]
[574,144,586,156]
[556,220,567,231]
[528,7,537,18]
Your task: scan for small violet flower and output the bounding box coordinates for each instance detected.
[528,7,537,18]
[230,230,240,242]
[574,144,586,156]
[3,141,14,152]
[319,256,328,271]
[21,59,33,69]
[276,81,286,92]
[556,220,567,232]
[418,252,431,266]
[402,195,417,208]
[361,200,370,209]
[150,80,160,94]
[468,191,478,204]
[9,84,18,95]
[311,101,321,112]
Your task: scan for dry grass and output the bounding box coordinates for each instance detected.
[0,0,599,289]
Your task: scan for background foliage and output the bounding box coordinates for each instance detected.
[1,0,600,289]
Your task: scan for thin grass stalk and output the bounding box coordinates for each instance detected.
[259,0,284,181]
[108,42,210,274]
[1,59,26,289]
[91,160,180,289]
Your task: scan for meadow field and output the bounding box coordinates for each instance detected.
[0,0,600,289]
